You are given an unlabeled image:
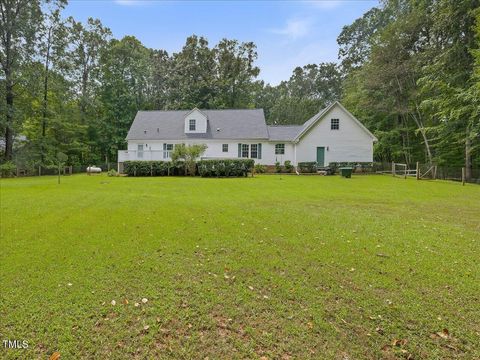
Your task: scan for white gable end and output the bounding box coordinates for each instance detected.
[295,103,375,164]
[184,108,208,134]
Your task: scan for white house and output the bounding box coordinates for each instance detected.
[118,101,377,171]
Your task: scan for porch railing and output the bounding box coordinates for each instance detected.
[118,150,170,162]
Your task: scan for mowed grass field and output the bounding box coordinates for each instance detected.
[0,174,479,359]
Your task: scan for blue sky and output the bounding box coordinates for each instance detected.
[64,0,379,85]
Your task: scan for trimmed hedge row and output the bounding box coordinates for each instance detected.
[198,159,255,177]
[123,159,254,177]
[123,161,186,176]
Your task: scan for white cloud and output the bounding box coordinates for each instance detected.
[270,18,312,40]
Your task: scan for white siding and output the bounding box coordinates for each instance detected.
[295,105,374,165]
[124,140,298,165]
[260,143,295,165]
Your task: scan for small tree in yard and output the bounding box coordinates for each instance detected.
[171,144,207,176]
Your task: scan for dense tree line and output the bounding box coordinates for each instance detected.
[1,0,479,177]
[339,0,480,177]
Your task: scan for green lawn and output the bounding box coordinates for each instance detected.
[1,174,479,359]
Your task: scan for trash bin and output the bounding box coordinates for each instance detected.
[339,167,353,178]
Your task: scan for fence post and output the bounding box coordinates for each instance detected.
[433,165,437,180]
[416,162,420,180]
[39,165,41,176]
[392,162,395,177]
[462,167,465,186]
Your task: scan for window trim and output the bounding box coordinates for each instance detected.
[275,143,285,155]
[222,144,228,153]
[331,118,339,130]
[189,119,196,131]
[241,144,249,158]
[250,144,258,159]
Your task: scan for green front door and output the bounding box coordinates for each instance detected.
[316,147,325,167]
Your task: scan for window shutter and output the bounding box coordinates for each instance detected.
[238,143,242,158]
[258,143,262,159]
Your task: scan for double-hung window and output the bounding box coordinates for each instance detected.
[241,144,249,158]
[163,143,174,159]
[222,144,228,153]
[189,119,196,131]
[137,144,144,159]
[275,144,285,155]
[331,118,339,130]
[250,144,258,159]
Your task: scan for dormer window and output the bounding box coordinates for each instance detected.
[184,108,207,133]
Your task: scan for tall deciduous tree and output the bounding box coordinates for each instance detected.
[213,39,260,108]
[418,2,480,177]
[0,0,42,160]
[258,62,342,124]
[37,0,67,162]
[66,16,110,163]
[337,6,391,72]
[169,35,216,109]
[98,36,153,163]
[67,17,111,120]
[340,0,480,169]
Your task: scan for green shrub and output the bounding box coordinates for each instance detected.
[124,161,167,176]
[275,161,282,173]
[198,159,254,177]
[254,164,266,173]
[107,169,118,177]
[150,161,171,176]
[123,160,250,177]
[0,161,17,178]
[284,160,294,173]
[171,144,207,176]
[298,162,317,173]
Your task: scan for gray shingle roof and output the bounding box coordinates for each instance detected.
[126,109,269,140]
[267,125,303,141]
[125,102,376,143]
[266,105,328,141]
